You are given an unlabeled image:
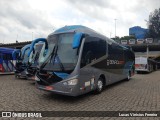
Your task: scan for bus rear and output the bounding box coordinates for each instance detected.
[135,57,148,72]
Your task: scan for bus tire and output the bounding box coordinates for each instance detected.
[17,75,20,79]
[94,78,104,94]
[15,75,19,79]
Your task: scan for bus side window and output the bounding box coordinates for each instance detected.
[0,53,2,63]
[108,43,123,60]
[80,36,106,68]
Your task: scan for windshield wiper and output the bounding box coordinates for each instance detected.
[40,42,66,73]
[40,45,58,70]
[29,52,39,67]
[56,54,65,72]
[40,45,65,73]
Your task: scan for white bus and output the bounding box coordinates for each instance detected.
[135,57,157,73]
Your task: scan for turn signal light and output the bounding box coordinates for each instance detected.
[45,86,53,91]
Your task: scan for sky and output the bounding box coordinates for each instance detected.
[0,0,160,43]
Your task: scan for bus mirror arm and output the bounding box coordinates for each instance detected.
[28,38,47,57]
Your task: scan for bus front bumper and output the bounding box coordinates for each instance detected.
[35,82,81,96]
[15,71,28,78]
[135,69,149,72]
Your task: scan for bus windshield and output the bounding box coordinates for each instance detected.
[22,48,30,64]
[39,33,78,71]
[29,43,43,66]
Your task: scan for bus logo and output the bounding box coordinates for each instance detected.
[107,60,124,65]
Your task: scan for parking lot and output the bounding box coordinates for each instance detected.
[0,71,160,120]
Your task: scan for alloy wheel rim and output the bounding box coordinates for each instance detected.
[98,80,103,91]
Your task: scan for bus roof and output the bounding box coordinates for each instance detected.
[0,47,15,51]
[49,25,117,45]
[21,44,31,57]
[0,47,15,54]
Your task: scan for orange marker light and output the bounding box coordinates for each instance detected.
[45,86,53,91]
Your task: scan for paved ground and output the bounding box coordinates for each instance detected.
[0,71,160,120]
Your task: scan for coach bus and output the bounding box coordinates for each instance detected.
[14,44,31,78]
[0,47,17,74]
[35,25,135,96]
[27,38,47,80]
[135,57,157,73]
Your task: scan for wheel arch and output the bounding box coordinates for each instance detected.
[99,74,106,86]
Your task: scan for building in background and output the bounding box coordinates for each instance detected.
[129,26,148,39]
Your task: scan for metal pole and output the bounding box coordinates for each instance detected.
[147,45,149,58]
[114,19,117,39]
[32,32,33,40]
[2,35,5,44]
[16,34,18,43]
[110,32,112,38]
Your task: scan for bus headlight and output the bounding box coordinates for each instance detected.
[25,71,29,74]
[35,76,40,81]
[63,79,78,86]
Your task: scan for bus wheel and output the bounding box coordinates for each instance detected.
[95,78,104,94]
[17,76,20,79]
[15,75,18,79]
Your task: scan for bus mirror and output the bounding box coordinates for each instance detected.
[72,33,83,49]
[28,38,47,57]
[12,49,21,60]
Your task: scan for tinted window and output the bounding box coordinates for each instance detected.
[3,54,12,60]
[22,48,30,64]
[108,43,124,59]
[39,33,78,71]
[81,37,107,67]
[124,50,135,61]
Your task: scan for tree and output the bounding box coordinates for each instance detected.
[146,8,160,39]
[120,35,136,40]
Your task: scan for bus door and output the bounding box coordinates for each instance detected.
[80,36,107,91]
